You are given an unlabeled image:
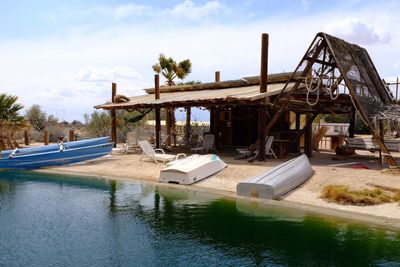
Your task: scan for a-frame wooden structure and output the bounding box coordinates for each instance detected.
[265,32,398,167]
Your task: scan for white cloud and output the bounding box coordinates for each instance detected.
[77,1,224,22]
[75,66,141,83]
[323,17,390,45]
[168,0,223,20]
[113,4,152,19]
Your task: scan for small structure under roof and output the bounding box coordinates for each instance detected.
[96,32,399,167]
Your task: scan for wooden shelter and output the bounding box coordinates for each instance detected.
[95,32,398,166]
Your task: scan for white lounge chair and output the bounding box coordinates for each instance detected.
[190,134,215,153]
[138,140,186,164]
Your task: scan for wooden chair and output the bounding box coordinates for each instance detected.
[191,134,215,154]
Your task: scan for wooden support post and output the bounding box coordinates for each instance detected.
[24,130,30,146]
[171,109,176,146]
[396,77,399,101]
[155,75,161,149]
[257,33,269,161]
[165,108,171,146]
[215,71,220,82]
[111,83,117,148]
[295,113,300,131]
[69,130,75,142]
[349,107,356,138]
[185,107,191,144]
[295,113,301,152]
[379,120,384,165]
[214,109,220,149]
[257,106,266,161]
[44,130,49,145]
[304,113,312,157]
[210,108,215,133]
[210,72,220,136]
[260,33,269,94]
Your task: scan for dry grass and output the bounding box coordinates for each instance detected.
[321,185,395,206]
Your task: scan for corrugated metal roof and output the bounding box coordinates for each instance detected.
[95,83,293,109]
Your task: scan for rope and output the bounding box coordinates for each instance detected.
[326,74,340,101]
[305,72,321,106]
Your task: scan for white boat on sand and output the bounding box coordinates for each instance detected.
[236,154,313,200]
[159,154,227,185]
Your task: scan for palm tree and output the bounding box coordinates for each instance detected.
[0,93,29,147]
[152,53,192,85]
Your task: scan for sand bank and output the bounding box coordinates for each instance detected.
[37,150,400,231]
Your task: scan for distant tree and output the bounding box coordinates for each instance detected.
[72,120,83,126]
[83,111,111,137]
[25,104,47,131]
[152,53,192,85]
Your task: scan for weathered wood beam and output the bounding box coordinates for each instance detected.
[304,113,312,157]
[304,56,337,67]
[144,72,298,94]
[155,75,161,148]
[24,129,30,146]
[258,33,269,161]
[349,107,355,138]
[257,105,267,161]
[260,33,268,94]
[44,130,49,145]
[69,129,75,142]
[111,83,117,148]
[215,71,220,82]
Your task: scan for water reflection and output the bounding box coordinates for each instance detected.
[0,172,399,266]
[128,185,400,266]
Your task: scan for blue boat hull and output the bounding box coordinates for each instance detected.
[0,143,113,170]
[0,137,110,158]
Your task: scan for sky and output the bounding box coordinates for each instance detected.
[1,0,400,122]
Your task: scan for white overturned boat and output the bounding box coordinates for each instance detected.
[159,154,227,185]
[236,154,313,199]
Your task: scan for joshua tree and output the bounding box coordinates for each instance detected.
[152,53,192,86]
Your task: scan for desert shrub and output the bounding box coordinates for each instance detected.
[321,185,393,206]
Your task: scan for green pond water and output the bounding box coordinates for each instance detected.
[0,171,399,266]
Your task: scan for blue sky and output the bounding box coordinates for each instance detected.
[0,0,399,121]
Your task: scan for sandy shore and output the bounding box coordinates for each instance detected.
[37,148,400,230]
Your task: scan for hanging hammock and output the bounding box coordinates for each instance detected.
[123,109,152,124]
